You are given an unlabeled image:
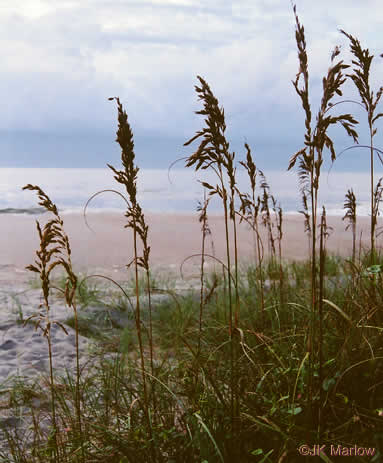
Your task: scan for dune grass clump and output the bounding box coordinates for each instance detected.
[20,185,85,463]
[1,3,383,462]
[288,3,359,432]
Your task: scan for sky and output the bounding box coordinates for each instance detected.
[1,0,383,171]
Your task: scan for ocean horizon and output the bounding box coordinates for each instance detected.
[1,167,382,217]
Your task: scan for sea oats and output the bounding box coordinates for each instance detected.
[341,29,383,262]
[107,96,155,456]
[22,184,84,462]
[289,3,358,430]
[343,188,357,263]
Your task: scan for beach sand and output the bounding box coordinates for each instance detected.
[0,211,377,286]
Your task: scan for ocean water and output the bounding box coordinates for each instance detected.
[0,167,381,216]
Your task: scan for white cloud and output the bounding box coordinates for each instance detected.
[0,0,382,146]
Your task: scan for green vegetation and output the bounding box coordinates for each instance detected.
[1,4,383,462]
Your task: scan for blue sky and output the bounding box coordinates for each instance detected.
[1,0,383,171]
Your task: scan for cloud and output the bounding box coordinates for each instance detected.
[0,0,382,168]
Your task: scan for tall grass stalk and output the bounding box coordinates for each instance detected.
[184,75,240,446]
[22,185,84,463]
[238,143,258,261]
[373,178,383,247]
[340,29,383,263]
[343,188,357,264]
[237,144,265,319]
[197,192,211,355]
[275,202,284,309]
[259,172,276,260]
[318,206,330,437]
[289,3,358,411]
[299,190,312,258]
[107,96,154,453]
[259,172,282,299]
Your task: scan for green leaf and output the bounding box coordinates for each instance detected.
[259,449,274,462]
[194,412,224,463]
[323,299,352,323]
[366,264,382,274]
[336,393,349,404]
[287,406,302,415]
[323,377,336,391]
[251,449,263,456]
[324,358,335,367]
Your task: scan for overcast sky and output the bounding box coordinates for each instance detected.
[1,0,383,170]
